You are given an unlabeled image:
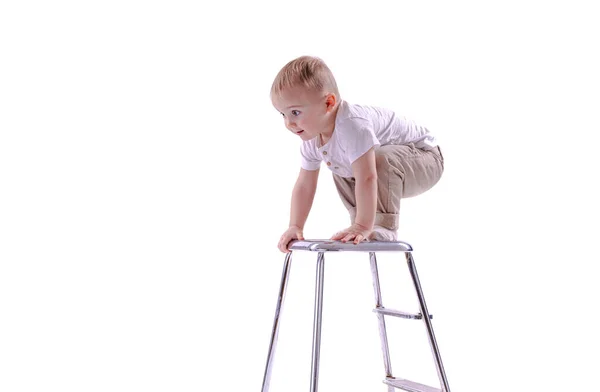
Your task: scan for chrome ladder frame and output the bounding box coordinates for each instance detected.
[261,240,451,392]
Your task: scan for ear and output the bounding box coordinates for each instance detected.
[325,93,337,112]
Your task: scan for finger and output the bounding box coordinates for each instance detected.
[279,236,291,253]
[297,232,305,240]
[353,234,364,244]
[341,233,355,243]
[331,231,345,240]
[284,237,294,252]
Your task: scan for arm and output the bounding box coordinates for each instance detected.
[351,147,377,230]
[289,167,320,229]
[278,168,319,253]
[330,147,377,244]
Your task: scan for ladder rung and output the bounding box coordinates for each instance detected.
[373,307,432,320]
[384,377,441,392]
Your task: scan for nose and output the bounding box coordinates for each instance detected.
[285,117,296,130]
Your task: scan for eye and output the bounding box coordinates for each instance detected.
[291,110,301,116]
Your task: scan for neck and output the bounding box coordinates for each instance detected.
[319,101,341,145]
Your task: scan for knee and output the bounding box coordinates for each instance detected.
[374,147,406,179]
[374,149,392,169]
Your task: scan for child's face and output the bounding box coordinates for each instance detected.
[272,86,336,142]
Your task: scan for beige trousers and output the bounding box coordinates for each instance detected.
[333,144,444,231]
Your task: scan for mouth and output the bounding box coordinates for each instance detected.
[296,130,305,135]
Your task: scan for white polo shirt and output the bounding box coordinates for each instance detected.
[300,100,437,178]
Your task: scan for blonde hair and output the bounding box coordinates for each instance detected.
[271,56,340,98]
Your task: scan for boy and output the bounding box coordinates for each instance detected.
[271,56,444,253]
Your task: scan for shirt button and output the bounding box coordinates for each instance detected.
[323,151,328,155]
[326,162,331,166]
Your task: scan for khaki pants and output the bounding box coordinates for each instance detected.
[333,144,444,231]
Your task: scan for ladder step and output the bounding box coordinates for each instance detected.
[384,377,441,392]
[373,307,432,320]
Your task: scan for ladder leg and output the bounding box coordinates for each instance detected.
[369,252,393,379]
[405,252,451,392]
[261,252,293,392]
[310,252,325,392]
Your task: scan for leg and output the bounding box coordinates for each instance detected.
[369,252,393,377]
[261,252,293,392]
[405,252,451,392]
[333,145,444,231]
[373,144,444,230]
[310,252,326,392]
[332,174,357,225]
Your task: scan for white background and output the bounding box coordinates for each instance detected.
[1,1,599,391]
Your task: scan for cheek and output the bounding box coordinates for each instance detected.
[301,116,314,127]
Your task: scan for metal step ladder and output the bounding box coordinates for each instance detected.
[261,240,451,392]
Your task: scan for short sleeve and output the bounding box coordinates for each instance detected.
[300,142,321,171]
[341,119,381,164]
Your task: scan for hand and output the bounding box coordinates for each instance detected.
[330,223,372,244]
[278,225,305,253]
